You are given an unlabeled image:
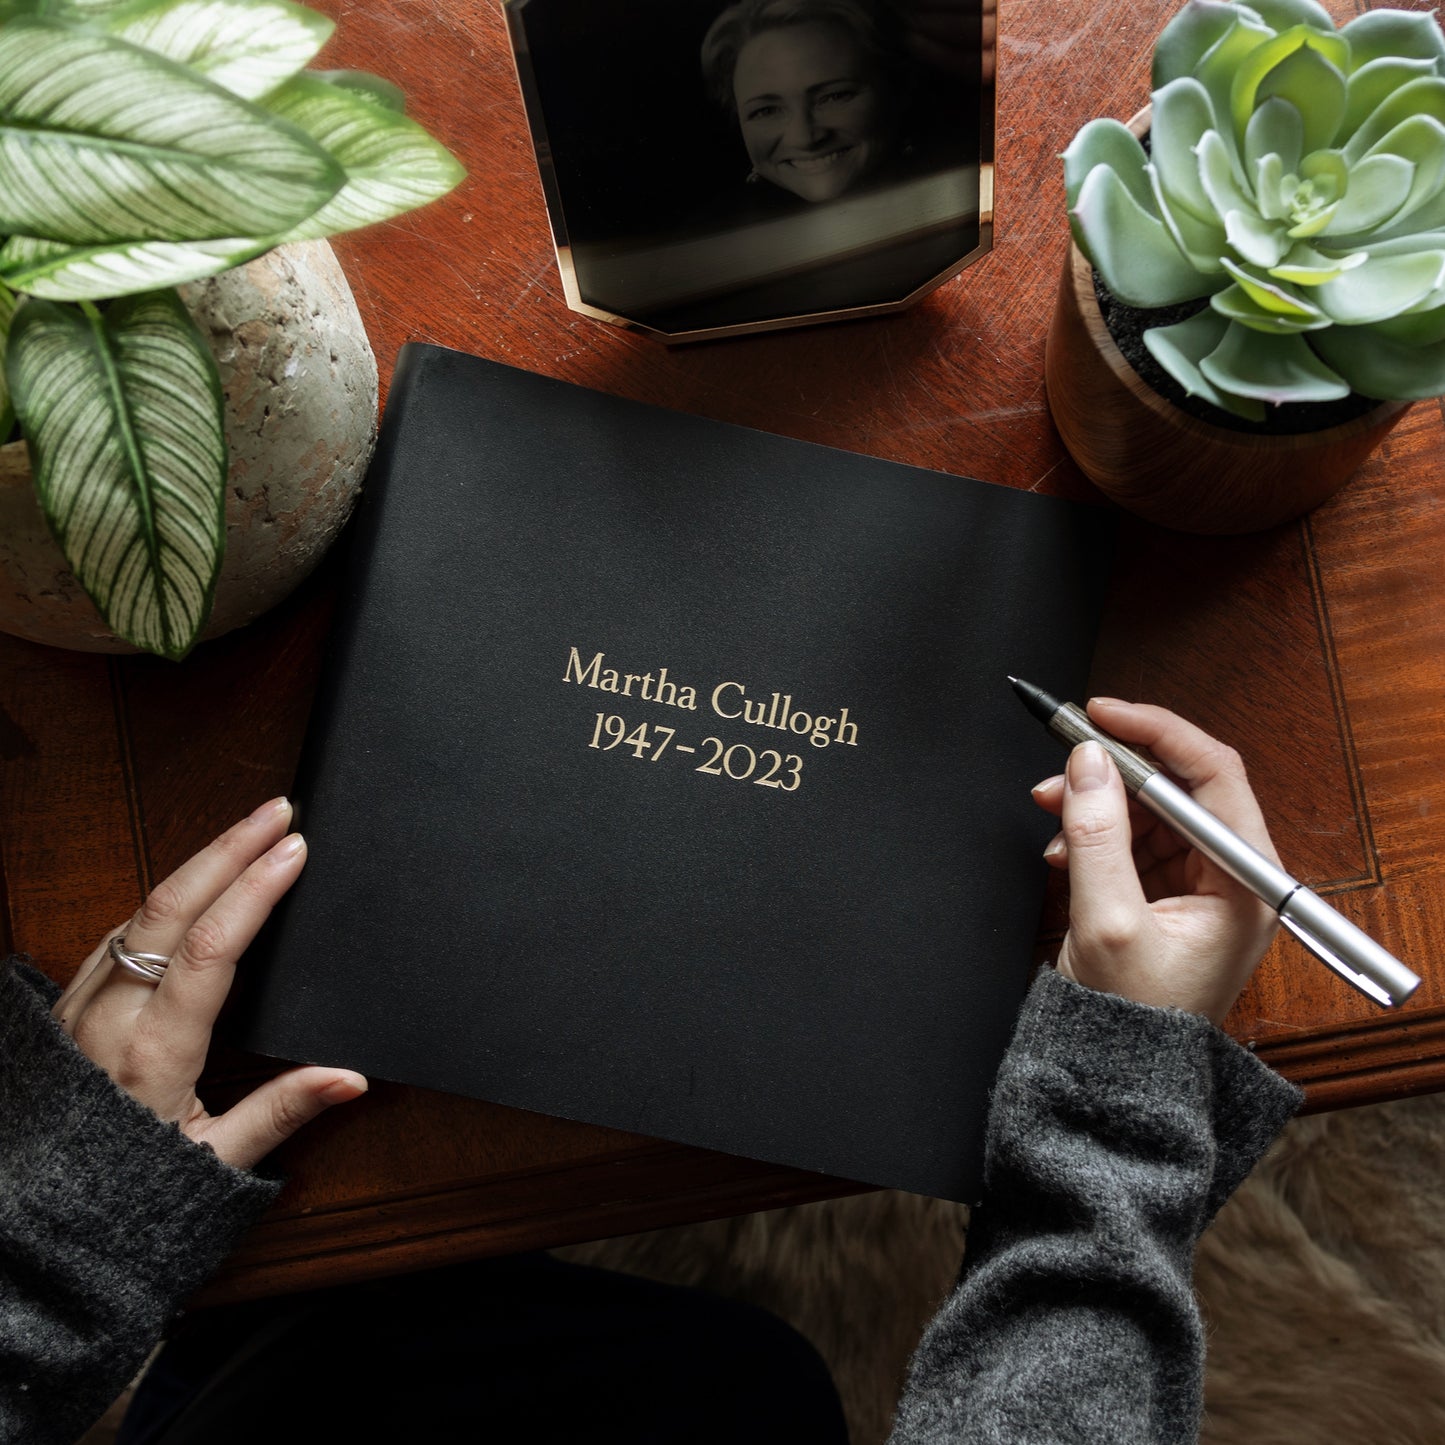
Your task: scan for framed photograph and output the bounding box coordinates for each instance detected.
[504,0,996,342]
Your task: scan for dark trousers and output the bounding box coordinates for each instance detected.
[117,1253,851,1444]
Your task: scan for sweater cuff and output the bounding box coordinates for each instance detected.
[1015,967,1303,1216]
[0,956,281,1303]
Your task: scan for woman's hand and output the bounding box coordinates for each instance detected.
[52,798,367,1170]
[1032,699,1281,1025]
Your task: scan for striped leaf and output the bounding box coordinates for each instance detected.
[40,0,138,15]
[264,74,465,241]
[108,0,333,101]
[0,18,342,244]
[0,0,135,15]
[0,282,15,439]
[6,290,227,659]
[0,232,277,300]
[311,69,406,113]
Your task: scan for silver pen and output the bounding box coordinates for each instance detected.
[1009,677,1421,1008]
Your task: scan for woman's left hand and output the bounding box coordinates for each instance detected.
[52,798,367,1171]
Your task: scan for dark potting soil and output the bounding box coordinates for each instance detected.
[1093,272,1382,436]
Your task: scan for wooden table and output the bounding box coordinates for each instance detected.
[5,0,1444,1304]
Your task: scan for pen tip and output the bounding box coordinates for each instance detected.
[1010,676,1060,724]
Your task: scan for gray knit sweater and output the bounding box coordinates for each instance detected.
[1,956,1299,1445]
[889,966,1303,1444]
[0,959,280,1445]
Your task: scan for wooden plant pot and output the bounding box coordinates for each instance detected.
[1044,104,1411,535]
[1044,245,1410,534]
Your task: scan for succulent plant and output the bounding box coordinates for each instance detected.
[0,0,464,658]
[1061,0,1445,421]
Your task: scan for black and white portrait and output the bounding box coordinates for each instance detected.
[506,0,994,338]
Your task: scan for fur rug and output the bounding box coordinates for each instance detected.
[560,1092,1445,1445]
[80,1093,1445,1445]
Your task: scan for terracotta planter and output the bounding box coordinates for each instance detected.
[1043,107,1412,535]
[0,239,378,653]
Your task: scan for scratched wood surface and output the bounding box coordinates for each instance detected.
[3,0,1444,1302]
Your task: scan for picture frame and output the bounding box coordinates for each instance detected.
[503,0,996,342]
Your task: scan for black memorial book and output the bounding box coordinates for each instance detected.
[235,344,1111,1203]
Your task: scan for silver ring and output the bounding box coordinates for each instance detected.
[109,935,170,984]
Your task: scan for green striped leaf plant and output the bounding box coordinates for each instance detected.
[1061,0,1445,423]
[0,0,464,659]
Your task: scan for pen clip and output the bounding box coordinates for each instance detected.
[1279,913,1394,1007]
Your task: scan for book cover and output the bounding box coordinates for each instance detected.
[236,343,1111,1202]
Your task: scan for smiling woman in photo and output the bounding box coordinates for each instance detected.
[505,0,988,334]
[701,0,909,204]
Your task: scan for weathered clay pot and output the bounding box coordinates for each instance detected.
[1044,107,1412,535]
[0,239,378,652]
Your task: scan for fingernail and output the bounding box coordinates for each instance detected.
[1031,774,1065,796]
[269,832,305,861]
[1088,696,1127,709]
[1043,835,1066,860]
[1069,741,1113,791]
[321,1075,368,1105]
[250,796,290,823]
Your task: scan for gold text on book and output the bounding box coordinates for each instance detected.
[564,647,859,749]
[564,647,699,709]
[588,713,804,791]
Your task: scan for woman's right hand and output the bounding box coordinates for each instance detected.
[1030,699,1281,1025]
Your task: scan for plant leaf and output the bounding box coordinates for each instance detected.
[1310,320,1445,397]
[1243,0,1337,38]
[1255,152,1288,219]
[1150,78,1221,221]
[262,74,465,241]
[0,281,15,439]
[1225,207,1290,267]
[1372,179,1445,240]
[1373,301,1445,346]
[311,69,407,113]
[1361,228,1445,257]
[1356,115,1445,234]
[1343,76,1445,164]
[1062,119,1151,214]
[1284,149,1346,236]
[13,0,138,16]
[1192,9,1278,167]
[1341,57,1438,141]
[1219,256,1323,317]
[1071,164,1212,307]
[0,232,276,300]
[1143,309,1267,419]
[1245,94,1304,178]
[0,18,342,244]
[1148,164,1230,272]
[1231,28,1317,137]
[107,0,333,102]
[1314,250,1445,324]
[1321,152,1414,235]
[5,289,226,659]
[1340,8,1445,72]
[1234,30,1347,155]
[1269,241,1366,284]
[1197,129,1256,216]
[1153,0,1245,89]
[1200,322,1351,403]
[1212,279,1330,331]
